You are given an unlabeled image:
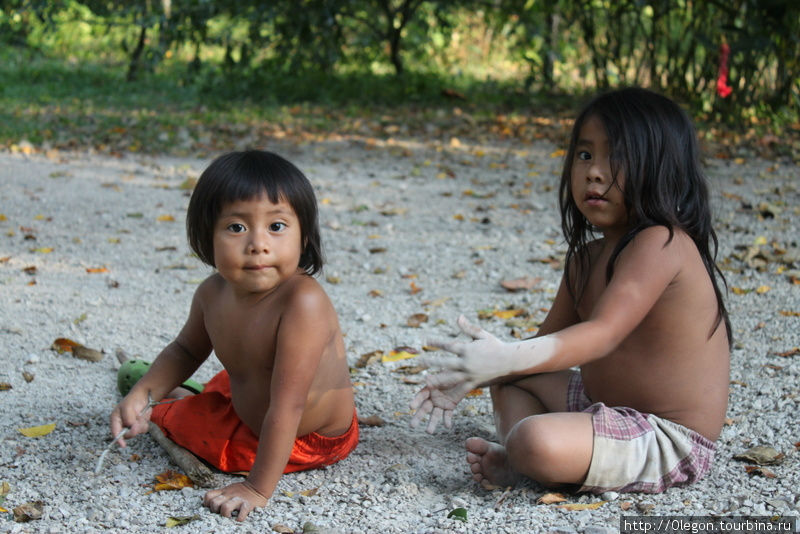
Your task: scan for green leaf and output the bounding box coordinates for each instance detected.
[447,507,468,522]
[165,515,199,527]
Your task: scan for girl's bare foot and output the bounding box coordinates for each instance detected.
[465,437,521,488]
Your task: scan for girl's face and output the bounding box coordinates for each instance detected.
[212,193,303,297]
[570,115,628,239]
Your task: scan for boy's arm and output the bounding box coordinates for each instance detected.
[203,287,329,522]
[427,227,683,385]
[111,287,212,446]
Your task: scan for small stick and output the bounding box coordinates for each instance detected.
[94,397,153,475]
[148,422,216,488]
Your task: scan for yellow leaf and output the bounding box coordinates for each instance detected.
[157,214,175,222]
[0,214,7,221]
[382,349,419,363]
[152,470,193,491]
[779,310,800,317]
[493,309,525,319]
[756,285,771,294]
[550,149,566,158]
[754,236,768,246]
[731,287,751,295]
[557,501,606,511]
[33,247,53,254]
[18,423,56,437]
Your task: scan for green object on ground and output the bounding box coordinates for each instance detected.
[117,359,204,396]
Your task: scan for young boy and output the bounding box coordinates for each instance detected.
[110,151,358,521]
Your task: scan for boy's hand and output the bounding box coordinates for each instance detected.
[203,480,268,522]
[410,379,475,434]
[110,391,152,447]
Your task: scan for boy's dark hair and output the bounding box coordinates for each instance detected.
[558,87,731,345]
[187,150,323,275]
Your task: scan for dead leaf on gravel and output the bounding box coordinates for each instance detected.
[354,350,383,368]
[382,347,419,363]
[744,466,777,478]
[394,364,426,375]
[51,337,104,361]
[557,501,606,511]
[12,500,44,522]
[0,383,11,391]
[150,470,193,492]
[22,371,34,383]
[273,525,294,534]
[165,515,200,527]
[52,337,81,353]
[406,313,428,327]
[733,445,784,465]
[500,276,541,292]
[537,492,567,505]
[775,348,799,357]
[358,415,386,427]
[18,423,55,438]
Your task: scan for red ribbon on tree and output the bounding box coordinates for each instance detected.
[716,42,733,98]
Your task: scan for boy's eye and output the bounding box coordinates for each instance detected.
[227,223,246,233]
[577,151,592,161]
[269,222,287,232]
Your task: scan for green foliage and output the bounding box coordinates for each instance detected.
[1,0,798,142]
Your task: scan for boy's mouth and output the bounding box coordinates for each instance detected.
[584,191,607,203]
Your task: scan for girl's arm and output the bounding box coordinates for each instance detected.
[203,285,330,521]
[110,285,212,445]
[427,227,683,385]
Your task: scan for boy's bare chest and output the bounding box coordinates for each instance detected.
[204,305,281,371]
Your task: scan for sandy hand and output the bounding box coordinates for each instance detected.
[203,480,268,522]
[409,379,475,434]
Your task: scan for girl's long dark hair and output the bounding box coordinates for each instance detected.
[559,87,731,345]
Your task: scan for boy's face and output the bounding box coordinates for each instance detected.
[212,193,303,296]
[570,115,627,238]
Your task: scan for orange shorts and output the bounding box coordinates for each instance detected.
[150,370,359,473]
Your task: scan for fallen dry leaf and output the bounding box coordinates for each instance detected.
[557,501,606,511]
[733,445,784,465]
[165,515,200,527]
[52,337,81,353]
[500,276,541,292]
[18,423,56,438]
[354,350,383,368]
[85,267,109,274]
[0,383,12,391]
[537,492,567,505]
[72,345,104,362]
[358,415,386,427]
[152,470,194,492]
[406,313,428,327]
[775,348,799,358]
[382,347,419,363]
[744,466,777,478]
[12,500,44,522]
[409,281,422,295]
[273,525,294,534]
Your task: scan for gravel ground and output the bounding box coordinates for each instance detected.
[1,137,798,534]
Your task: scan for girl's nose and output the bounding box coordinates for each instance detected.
[586,162,606,183]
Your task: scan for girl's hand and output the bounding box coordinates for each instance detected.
[410,379,476,434]
[203,480,268,522]
[423,315,512,387]
[109,390,152,447]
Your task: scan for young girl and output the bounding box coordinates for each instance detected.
[412,87,731,494]
[110,150,358,521]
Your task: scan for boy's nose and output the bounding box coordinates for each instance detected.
[586,163,606,183]
[247,232,269,253]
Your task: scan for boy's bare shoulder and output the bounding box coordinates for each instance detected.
[194,272,226,300]
[282,274,331,309]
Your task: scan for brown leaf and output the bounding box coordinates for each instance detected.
[51,337,81,353]
[72,346,104,362]
[13,500,44,522]
[273,525,294,534]
[354,350,383,368]
[409,281,422,295]
[775,348,799,358]
[85,267,109,274]
[22,371,34,383]
[406,313,429,328]
[0,383,12,391]
[500,276,541,292]
[733,445,784,465]
[357,415,386,427]
[557,501,606,511]
[537,492,567,505]
[744,466,777,478]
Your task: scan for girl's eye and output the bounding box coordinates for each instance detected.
[577,151,592,161]
[269,222,286,232]
[227,223,246,233]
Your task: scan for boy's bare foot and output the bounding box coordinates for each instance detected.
[465,437,521,488]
